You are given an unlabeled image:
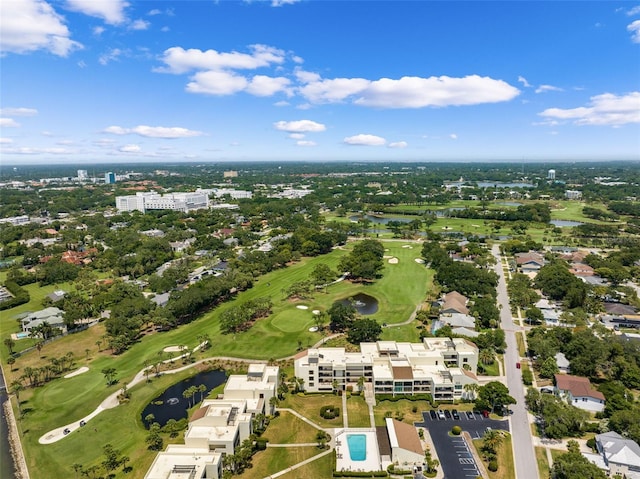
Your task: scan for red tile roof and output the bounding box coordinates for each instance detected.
[555,374,605,401]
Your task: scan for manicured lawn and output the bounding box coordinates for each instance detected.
[235,446,322,479]
[516,332,526,357]
[281,393,343,428]
[380,323,423,342]
[473,433,515,479]
[5,240,436,478]
[373,399,432,426]
[535,446,551,479]
[264,411,320,444]
[345,395,371,428]
[278,450,335,479]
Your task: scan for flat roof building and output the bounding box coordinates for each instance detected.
[116,191,209,213]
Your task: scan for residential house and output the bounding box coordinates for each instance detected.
[47,290,66,303]
[592,431,640,479]
[383,418,425,468]
[554,374,605,413]
[440,291,469,315]
[515,252,545,275]
[21,307,66,334]
[555,352,570,373]
[144,445,222,479]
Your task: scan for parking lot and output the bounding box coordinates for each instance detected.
[415,411,509,479]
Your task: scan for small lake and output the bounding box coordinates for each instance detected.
[550,220,584,227]
[141,369,226,427]
[336,293,379,315]
[349,215,412,225]
[496,202,523,207]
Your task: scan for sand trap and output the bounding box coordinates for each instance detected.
[388,257,399,264]
[312,310,320,315]
[402,245,413,249]
[296,305,309,310]
[64,366,89,379]
[414,258,425,264]
[383,255,393,259]
[472,224,480,227]
[308,326,319,332]
[163,345,186,353]
[442,226,452,230]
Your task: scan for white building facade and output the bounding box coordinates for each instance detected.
[116,191,209,213]
[295,338,478,400]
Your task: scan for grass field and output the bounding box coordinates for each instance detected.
[473,433,515,479]
[235,446,321,479]
[345,394,371,428]
[535,446,551,478]
[264,411,319,444]
[278,450,335,479]
[281,393,343,428]
[2,239,435,478]
[373,399,432,426]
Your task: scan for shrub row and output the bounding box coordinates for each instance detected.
[376,393,433,403]
[333,471,388,477]
[0,280,30,310]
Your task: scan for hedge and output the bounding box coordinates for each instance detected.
[376,393,433,403]
[320,405,341,419]
[0,280,30,310]
[333,471,388,477]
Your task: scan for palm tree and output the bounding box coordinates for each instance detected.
[463,383,479,400]
[482,429,503,456]
[479,348,495,366]
[198,384,207,403]
[4,337,15,355]
[10,380,24,416]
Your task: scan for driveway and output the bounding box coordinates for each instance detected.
[415,411,509,479]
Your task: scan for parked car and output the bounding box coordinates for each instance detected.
[466,411,475,419]
[452,409,460,420]
[444,409,452,419]
[437,410,446,420]
[429,410,437,420]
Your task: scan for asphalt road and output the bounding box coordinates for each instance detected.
[416,411,509,479]
[492,244,540,479]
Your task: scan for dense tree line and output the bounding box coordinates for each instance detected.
[339,239,385,281]
[534,261,587,309]
[220,297,273,334]
[447,203,551,223]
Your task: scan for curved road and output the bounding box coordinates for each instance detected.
[492,245,539,479]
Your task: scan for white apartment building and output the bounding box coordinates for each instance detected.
[116,191,209,213]
[145,364,279,479]
[196,188,253,200]
[295,338,478,400]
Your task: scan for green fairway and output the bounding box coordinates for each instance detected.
[5,239,435,479]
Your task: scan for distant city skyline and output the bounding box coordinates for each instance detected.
[1,1,639,164]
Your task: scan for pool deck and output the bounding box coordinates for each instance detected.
[334,428,383,473]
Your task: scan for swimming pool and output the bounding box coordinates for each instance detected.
[15,332,29,339]
[347,434,366,461]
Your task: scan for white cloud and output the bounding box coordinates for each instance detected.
[65,0,129,25]
[129,19,149,31]
[274,119,326,133]
[119,144,141,153]
[296,140,316,146]
[449,133,458,140]
[103,125,204,138]
[93,26,105,36]
[518,76,532,87]
[0,138,14,144]
[0,118,20,127]
[295,69,321,83]
[186,71,248,95]
[274,100,290,107]
[343,134,386,146]
[148,9,162,16]
[535,84,563,94]
[0,107,38,116]
[1,146,71,154]
[99,48,123,65]
[300,74,520,108]
[0,0,82,56]
[626,5,640,16]
[246,75,291,96]
[271,0,301,6]
[388,141,408,149]
[289,133,305,139]
[157,44,286,74]
[539,92,640,126]
[627,20,640,43]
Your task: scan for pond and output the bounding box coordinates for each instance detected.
[141,369,227,427]
[496,201,523,207]
[336,293,379,315]
[349,215,413,225]
[550,220,584,227]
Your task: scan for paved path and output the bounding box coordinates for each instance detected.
[492,245,539,479]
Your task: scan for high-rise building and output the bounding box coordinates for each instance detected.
[77,169,88,180]
[547,169,556,180]
[105,172,116,184]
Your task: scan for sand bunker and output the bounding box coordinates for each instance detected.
[388,257,399,264]
[308,326,319,332]
[64,367,89,379]
[163,345,186,353]
[414,258,425,264]
[402,245,413,249]
[312,310,321,315]
[383,255,393,259]
[296,305,309,310]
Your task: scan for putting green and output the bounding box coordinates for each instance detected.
[270,308,315,332]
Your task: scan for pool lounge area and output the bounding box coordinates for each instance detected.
[335,428,382,473]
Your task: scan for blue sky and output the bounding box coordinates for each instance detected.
[1,0,639,164]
